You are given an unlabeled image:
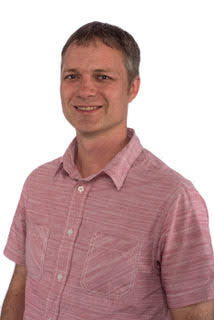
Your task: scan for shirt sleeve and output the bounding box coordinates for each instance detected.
[159,181,214,309]
[3,176,30,266]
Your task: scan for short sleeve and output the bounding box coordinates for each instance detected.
[3,176,30,265]
[159,181,214,309]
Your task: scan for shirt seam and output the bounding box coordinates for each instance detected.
[159,179,194,239]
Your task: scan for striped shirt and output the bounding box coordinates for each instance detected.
[3,128,214,320]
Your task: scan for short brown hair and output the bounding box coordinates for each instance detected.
[61,21,140,90]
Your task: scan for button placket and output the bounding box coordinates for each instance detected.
[45,182,90,320]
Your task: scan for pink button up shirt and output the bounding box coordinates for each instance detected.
[4,128,214,320]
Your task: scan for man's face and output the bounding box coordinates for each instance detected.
[60,39,140,137]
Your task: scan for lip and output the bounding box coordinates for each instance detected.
[74,105,103,113]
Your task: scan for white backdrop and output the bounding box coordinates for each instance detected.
[0,0,214,308]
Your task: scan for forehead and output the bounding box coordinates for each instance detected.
[61,39,126,73]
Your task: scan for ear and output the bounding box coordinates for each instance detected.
[128,76,141,103]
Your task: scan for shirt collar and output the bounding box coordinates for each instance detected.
[55,128,144,190]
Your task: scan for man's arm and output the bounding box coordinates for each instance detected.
[0,264,27,320]
[170,299,214,320]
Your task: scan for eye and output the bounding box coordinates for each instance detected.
[64,74,77,80]
[97,75,111,80]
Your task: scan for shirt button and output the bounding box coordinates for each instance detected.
[68,229,73,236]
[57,273,63,282]
[78,185,84,193]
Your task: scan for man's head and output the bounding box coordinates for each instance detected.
[61,21,140,92]
[60,22,141,138]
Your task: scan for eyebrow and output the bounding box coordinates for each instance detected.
[63,68,116,74]
[93,69,115,73]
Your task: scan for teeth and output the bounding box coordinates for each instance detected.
[75,106,101,111]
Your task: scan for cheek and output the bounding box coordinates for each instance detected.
[61,89,72,107]
[60,85,66,101]
[104,85,123,101]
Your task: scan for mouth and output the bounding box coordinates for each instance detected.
[74,105,102,112]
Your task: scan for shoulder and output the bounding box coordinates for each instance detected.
[129,147,197,206]
[23,156,63,189]
[137,149,208,225]
[133,147,192,189]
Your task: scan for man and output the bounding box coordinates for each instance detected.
[1,21,214,320]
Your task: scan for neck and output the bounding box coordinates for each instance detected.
[75,127,130,178]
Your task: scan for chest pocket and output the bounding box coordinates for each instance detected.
[80,232,140,300]
[25,222,50,280]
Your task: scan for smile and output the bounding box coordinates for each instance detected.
[74,105,102,111]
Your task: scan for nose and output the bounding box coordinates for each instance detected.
[76,76,97,99]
